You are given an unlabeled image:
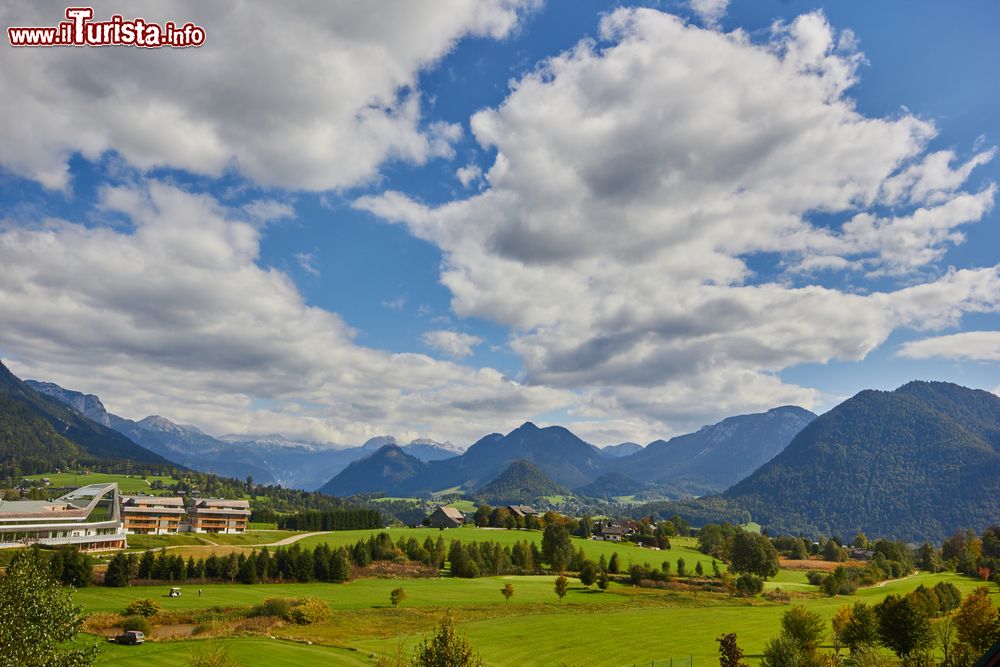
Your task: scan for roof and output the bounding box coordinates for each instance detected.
[191,498,249,509]
[435,506,465,520]
[507,505,537,516]
[123,496,184,507]
[0,499,67,516]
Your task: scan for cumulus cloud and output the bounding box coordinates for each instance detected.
[689,0,730,27]
[0,0,536,190]
[897,331,1000,362]
[422,330,484,359]
[357,8,1000,434]
[456,164,483,188]
[0,181,570,444]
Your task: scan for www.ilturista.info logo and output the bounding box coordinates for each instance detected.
[8,7,205,48]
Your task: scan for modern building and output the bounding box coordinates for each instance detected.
[184,498,250,534]
[121,495,185,535]
[0,483,127,551]
[428,505,465,529]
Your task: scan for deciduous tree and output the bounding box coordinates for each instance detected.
[554,575,568,603]
[0,548,98,667]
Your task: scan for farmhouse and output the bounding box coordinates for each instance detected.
[594,521,627,541]
[428,505,465,529]
[184,498,250,534]
[121,495,185,534]
[506,504,538,518]
[0,483,127,551]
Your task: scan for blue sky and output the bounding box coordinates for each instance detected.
[1,1,998,447]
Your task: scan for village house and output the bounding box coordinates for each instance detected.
[594,521,627,542]
[428,505,465,529]
[506,505,538,518]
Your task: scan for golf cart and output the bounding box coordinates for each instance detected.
[168,587,182,597]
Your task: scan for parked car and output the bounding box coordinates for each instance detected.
[111,630,145,645]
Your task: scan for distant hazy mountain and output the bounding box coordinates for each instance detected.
[609,406,815,496]
[599,442,643,458]
[476,460,568,505]
[720,382,1000,542]
[575,472,645,499]
[319,421,612,496]
[2,363,172,473]
[28,378,462,490]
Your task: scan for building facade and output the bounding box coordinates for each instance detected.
[428,505,465,529]
[184,498,250,533]
[121,495,185,534]
[0,483,127,551]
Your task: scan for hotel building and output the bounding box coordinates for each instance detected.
[0,483,127,551]
[120,495,185,534]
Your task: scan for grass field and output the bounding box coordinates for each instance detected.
[93,638,370,666]
[25,472,181,494]
[78,571,995,666]
[296,527,725,573]
[124,530,301,551]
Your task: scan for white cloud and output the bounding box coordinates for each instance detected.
[689,0,729,27]
[0,0,537,190]
[0,180,570,444]
[294,252,320,276]
[897,331,1000,362]
[456,163,483,188]
[357,8,1000,434]
[422,330,483,360]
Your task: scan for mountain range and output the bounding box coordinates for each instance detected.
[640,381,1000,542]
[0,362,172,474]
[320,410,814,499]
[25,380,461,489]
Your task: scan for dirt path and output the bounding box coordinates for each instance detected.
[131,531,334,553]
[868,571,919,589]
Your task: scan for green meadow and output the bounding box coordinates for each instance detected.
[25,472,181,495]
[77,571,992,666]
[296,527,725,573]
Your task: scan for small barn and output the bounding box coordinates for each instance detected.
[428,505,465,529]
[506,505,538,518]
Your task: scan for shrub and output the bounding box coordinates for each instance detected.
[288,597,332,625]
[732,573,764,597]
[390,587,406,608]
[125,598,160,618]
[82,612,124,634]
[413,615,483,667]
[250,597,294,620]
[121,615,151,635]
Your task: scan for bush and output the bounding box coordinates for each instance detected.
[732,573,764,596]
[121,615,151,635]
[125,597,161,618]
[288,597,331,625]
[250,597,295,620]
